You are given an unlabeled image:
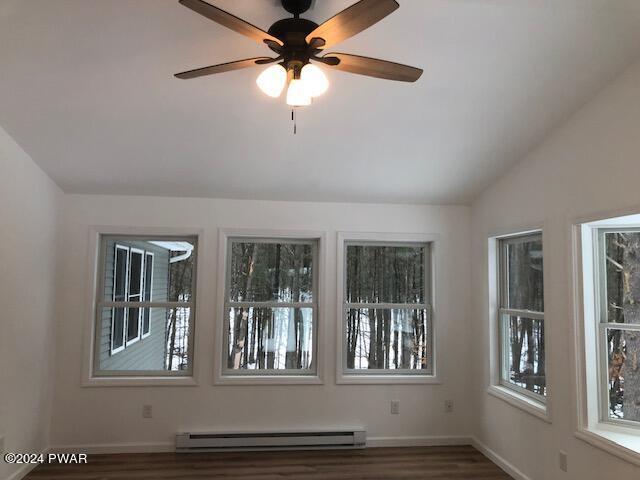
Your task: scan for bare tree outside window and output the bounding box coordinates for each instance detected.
[224,238,317,374]
[602,231,640,423]
[343,243,432,374]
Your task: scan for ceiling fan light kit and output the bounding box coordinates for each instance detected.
[175,0,423,107]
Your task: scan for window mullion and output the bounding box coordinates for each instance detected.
[225,301,316,309]
[499,307,545,320]
[344,302,428,310]
[99,301,192,309]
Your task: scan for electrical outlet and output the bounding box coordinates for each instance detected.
[559,451,568,472]
[444,399,454,413]
[142,405,153,419]
[390,400,400,415]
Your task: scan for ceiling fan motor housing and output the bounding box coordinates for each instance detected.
[268,17,320,77]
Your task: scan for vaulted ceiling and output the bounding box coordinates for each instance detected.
[2,0,640,204]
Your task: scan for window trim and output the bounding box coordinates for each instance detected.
[488,228,549,420]
[214,228,326,386]
[125,247,145,347]
[593,227,640,429]
[110,244,129,355]
[83,228,201,387]
[141,251,154,339]
[572,211,640,463]
[336,232,440,385]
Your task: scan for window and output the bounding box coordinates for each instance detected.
[94,236,197,377]
[111,245,128,353]
[576,216,640,459]
[595,228,640,426]
[142,252,154,338]
[223,237,318,375]
[342,241,432,376]
[126,248,144,345]
[497,233,546,400]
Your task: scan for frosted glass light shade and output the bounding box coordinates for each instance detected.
[300,63,329,97]
[286,79,312,106]
[256,64,287,98]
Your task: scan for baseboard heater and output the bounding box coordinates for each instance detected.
[176,428,366,452]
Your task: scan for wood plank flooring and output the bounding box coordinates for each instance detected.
[26,446,512,479]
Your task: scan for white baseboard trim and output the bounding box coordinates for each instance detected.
[367,435,473,448]
[471,436,532,480]
[6,446,50,480]
[50,442,174,455]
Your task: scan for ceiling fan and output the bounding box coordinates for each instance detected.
[175,0,423,106]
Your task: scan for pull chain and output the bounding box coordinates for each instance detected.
[291,108,297,135]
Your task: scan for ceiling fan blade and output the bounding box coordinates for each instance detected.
[179,0,283,46]
[306,0,399,49]
[323,53,423,82]
[175,57,274,79]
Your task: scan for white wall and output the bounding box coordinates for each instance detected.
[470,59,640,478]
[0,127,62,480]
[50,195,471,449]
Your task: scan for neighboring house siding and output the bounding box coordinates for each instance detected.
[99,240,169,371]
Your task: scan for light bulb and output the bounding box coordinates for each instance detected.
[286,79,312,107]
[256,64,287,98]
[300,63,329,97]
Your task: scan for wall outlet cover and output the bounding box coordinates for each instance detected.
[142,405,153,419]
[559,451,568,472]
[390,400,400,415]
[444,400,454,413]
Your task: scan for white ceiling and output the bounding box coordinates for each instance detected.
[1,1,640,205]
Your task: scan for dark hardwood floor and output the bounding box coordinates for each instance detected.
[25,446,512,479]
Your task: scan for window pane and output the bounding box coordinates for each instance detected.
[129,250,143,297]
[111,307,125,351]
[604,232,640,324]
[505,237,544,311]
[606,328,640,422]
[345,245,426,304]
[99,307,192,372]
[127,307,140,342]
[127,250,144,343]
[226,307,314,371]
[501,315,546,396]
[113,247,128,302]
[103,239,195,303]
[143,254,153,335]
[345,308,430,371]
[228,241,314,303]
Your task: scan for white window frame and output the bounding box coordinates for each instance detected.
[125,247,145,346]
[110,244,129,354]
[336,232,439,385]
[215,228,325,386]
[487,228,549,422]
[573,212,640,464]
[497,232,547,403]
[87,231,200,385]
[141,251,154,339]
[594,227,640,429]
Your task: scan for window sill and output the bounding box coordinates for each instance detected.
[487,385,550,422]
[575,425,640,466]
[214,375,324,386]
[82,376,198,387]
[337,374,441,385]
